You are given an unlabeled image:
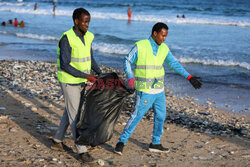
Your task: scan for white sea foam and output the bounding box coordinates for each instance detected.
[174,17,250,27]
[93,43,249,71]
[85,11,250,27]
[1,29,249,70]
[1,4,250,27]
[0,2,27,6]
[0,7,54,16]
[0,30,58,41]
[0,29,129,53]
[0,30,8,34]
[1,27,249,70]
[178,57,250,70]
[92,42,130,55]
[93,43,250,70]
[16,33,58,41]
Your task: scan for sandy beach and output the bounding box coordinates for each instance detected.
[0,60,249,167]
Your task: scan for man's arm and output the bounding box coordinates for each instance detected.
[123,45,138,80]
[59,35,88,78]
[165,51,202,89]
[90,47,102,75]
[123,45,138,88]
[164,51,190,78]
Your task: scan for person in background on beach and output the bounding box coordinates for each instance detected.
[182,14,185,18]
[53,2,56,16]
[17,20,25,27]
[14,18,18,27]
[1,21,6,26]
[114,22,202,155]
[8,19,13,24]
[127,6,132,20]
[176,15,180,18]
[51,8,102,163]
[34,3,37,10]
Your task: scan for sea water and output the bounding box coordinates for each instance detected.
[0,0,249,114]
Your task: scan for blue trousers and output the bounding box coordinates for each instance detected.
[118,91,166,145]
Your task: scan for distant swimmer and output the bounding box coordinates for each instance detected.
[17,20,25,27]
[177,14,185,19]
[14,18,18,27]
[8,19,13,24]
[34,3,37,10]
[127,6,132,20]
[0,43,7,46]
[53,2,56,16]
[1,21,6,26]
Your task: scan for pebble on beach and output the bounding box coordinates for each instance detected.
[0,60,249,139]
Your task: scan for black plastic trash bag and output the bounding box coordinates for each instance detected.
[76,72,134,146]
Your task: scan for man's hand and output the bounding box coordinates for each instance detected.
[86,75,97,83]
[128,78,135,89]
[188,75,202,89]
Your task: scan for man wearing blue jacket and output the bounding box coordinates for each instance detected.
[114,22,202,155]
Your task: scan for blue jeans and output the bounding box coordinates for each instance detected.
[118,91,166,145]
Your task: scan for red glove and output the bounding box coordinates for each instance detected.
[86,75,97,83]
[128,78,135,89]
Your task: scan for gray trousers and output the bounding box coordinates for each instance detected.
[54,82,87,154]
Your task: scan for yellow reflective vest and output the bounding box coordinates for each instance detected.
[134,39,169,92]
[57,28,94,84]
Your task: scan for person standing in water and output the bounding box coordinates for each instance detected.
[53,2,56,16]
[127,6,132,20]
[14,18,18,27]
[34,3,37,10]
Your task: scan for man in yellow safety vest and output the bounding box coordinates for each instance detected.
[51,8,101,163]
[114,22,202,155]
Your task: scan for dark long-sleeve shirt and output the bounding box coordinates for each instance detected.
[59,27,102,79]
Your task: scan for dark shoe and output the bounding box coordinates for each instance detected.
[149,143,170,153]
[114,142,124,155]
[79,152,95,163]
[50,139,72,152]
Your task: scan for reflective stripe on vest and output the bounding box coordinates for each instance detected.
[57,29,94,84]
[135,65,163,70]
[57,67,91,74]
[134,39,169,92]
[71,57,91,62]
[57,55,91,63]
[135,76,164,82]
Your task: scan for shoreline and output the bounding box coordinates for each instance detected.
[0,32,249,114]
[0,59,249,166]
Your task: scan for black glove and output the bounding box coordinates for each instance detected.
[188,76,202,89]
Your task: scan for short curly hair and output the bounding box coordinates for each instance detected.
[151,22,168,35]
[72,8,90,21]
